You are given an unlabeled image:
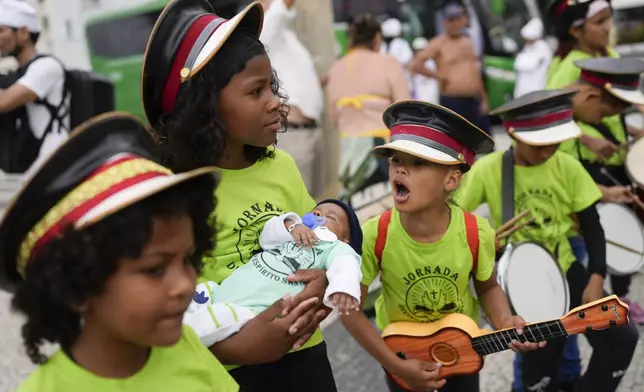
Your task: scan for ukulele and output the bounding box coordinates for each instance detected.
[382,295,629,390]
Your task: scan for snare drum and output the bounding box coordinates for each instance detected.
[625,137,644,222]
[597,203,644,276]
[625,137,644,188]
[497,242,570,323]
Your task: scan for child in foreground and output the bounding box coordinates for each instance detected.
[0,113,237,391]
[184,199,363,347]
[340,101,543,392]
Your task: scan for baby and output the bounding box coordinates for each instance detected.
[184,199,363,346]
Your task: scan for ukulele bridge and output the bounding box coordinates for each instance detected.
[430,342,459,366]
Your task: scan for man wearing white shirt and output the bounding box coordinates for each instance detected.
[259,0,325,196]
[0,0,69,178]
[513,18,553,98]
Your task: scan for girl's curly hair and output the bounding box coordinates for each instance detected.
[11,175,216,365]
[155,29,290,173]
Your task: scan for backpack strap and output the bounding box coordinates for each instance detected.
[463,210,479,274]
[375,210,392,270]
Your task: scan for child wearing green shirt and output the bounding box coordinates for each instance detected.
[1,113,238,392]
[456,89,639,392]
[340,101,543,392]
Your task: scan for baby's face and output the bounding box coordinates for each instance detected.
[312,203,350,242]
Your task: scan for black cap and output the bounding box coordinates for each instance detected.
[0,112,217,292]
[375,101,494,170]
[491,89,582,146]
[316,199,363,255]
[141,0,263,127]
[576,57,644,105]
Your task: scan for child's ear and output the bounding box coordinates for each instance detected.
[569,25,583,41]
[444,167,462,192]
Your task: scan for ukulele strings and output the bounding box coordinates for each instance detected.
[428,307,622,354]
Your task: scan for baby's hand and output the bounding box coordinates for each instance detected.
[290,224,319,248]
[330,292,359,315]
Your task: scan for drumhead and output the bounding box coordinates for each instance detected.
[626,137,644,187]
[598,203,644,276]
[501,242,569,323]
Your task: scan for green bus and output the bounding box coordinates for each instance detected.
[85,0,544,122]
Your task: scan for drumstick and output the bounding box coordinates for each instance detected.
[599,167,644,211]
[496,218,536,240]
[606,238,644,256]
[496,210,530,235]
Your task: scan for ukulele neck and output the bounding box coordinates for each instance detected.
[471,320,567,356]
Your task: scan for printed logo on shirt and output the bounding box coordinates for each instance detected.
[400,266,462,322]
[229,202,284,271]
[515,188,563,251]
[250,243,323,285]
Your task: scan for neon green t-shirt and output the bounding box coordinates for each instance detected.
[547,48,626,166]
[16,326,238,392]
[360,205,495,330]
[455,151,602,273]
[200,149,322,361]
[559,119,627,166]
[546,56,561,82]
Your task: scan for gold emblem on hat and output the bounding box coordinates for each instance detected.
[458,153,465,162]
[180,67,190,80]
[508,127,516,133]
[604,82,612,89]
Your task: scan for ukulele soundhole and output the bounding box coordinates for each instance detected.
[430,342,459,366]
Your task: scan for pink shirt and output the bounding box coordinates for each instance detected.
[326,49,411,138]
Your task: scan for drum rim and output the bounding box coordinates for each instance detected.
[498,241,571,320]
[597,202,644,276]
[625,138,644,187]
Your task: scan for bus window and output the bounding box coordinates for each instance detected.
[613,5,644,48]
[471,0,535,55]
[86,11,161,58]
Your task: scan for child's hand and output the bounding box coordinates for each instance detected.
[291,224,319,248]
[330,292,359,315]
[501,316,547,352]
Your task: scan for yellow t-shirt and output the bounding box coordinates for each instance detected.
[360,205,495,330]
[200,149,322,362]
[455,151,602,273]
[547,48,626,166]
[17,326,239,392]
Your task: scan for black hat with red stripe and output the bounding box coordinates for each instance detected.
[575,57,644,106]
[374,101,494,171]
[141,0,264,127]
[0,112,218,292]
[490,88,582,146]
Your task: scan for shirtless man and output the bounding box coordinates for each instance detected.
[409,1,490,135]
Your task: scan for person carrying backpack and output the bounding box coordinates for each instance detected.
[0,0,69,177]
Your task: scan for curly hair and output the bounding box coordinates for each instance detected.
[11,175,216,364]
[155,29,290,173]
[349,13,381,49]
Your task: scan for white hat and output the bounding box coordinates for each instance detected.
[412,37,428,51]
[0,0,39,33]
[520,18,543,41]
[381,18,402,38]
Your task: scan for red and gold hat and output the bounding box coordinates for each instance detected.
[374,101,494,170]
[490,88,582,146]
[141,0,263,127]
[0,112,217,291]
[576,57,644,106]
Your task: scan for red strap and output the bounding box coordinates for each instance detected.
[463,210,479,274]
[375,210,392,269]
